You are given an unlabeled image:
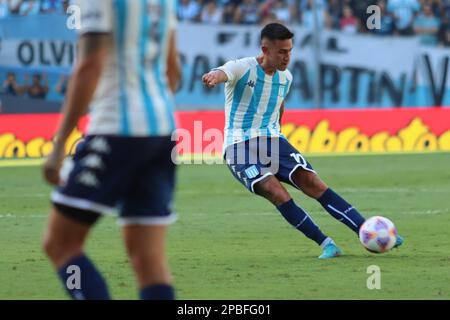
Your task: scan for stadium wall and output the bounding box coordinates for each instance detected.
[0,108,449,159]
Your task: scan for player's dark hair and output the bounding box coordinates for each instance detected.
[261,23,294,42]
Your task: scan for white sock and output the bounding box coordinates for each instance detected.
[320,237,335,248]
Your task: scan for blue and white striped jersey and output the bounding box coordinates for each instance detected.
[215,57,293,149]
[76,0,176,137]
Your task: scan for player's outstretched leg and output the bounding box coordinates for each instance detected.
[319,189,404,249]
[291,170,366,234]
[292,169,405,249]
[317,188,366,234]
[254,176,342,259]
[42,207,110,300]
[123,225,175,300]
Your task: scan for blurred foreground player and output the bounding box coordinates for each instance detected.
[42,0,181,299]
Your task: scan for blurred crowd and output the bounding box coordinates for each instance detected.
[179,0,450,46]
[0,0,449,46]
[1,72,68,100]
[0,0,72,16]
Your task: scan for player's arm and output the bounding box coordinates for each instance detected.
[279,101,285,126]
[202,69,228,88]
[43,34,111,185]
[203,59,248,88]
[167,30,181,94]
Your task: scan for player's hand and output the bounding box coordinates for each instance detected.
[43,143,65,186]
[202,72,218,88]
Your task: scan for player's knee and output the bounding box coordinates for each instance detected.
[42,232,58,259]
[42,238,62,262]
[297,172,328,198]
[42,234,83,263]
[255,181,290,206]
[272,189,291,205]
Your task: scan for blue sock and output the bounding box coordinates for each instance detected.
[276,199,328,246]
[140,284,175,300]
[318,188,366,234]
[57,254,111,300]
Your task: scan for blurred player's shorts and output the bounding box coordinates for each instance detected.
[52,135,177,226]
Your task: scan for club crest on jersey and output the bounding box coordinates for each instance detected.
[245,165,260,179]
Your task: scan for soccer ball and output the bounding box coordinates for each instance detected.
[359,216,397,253]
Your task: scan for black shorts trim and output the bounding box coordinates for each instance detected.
[53,202,102,226]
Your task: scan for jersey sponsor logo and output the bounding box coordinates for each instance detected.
[245,165,259,179]
[247,80,256,88]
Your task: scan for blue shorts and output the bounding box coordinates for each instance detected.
[52,136,177,226]
[224,136,315,193]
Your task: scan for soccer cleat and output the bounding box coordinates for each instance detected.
[318,243,342,259]
[393,235,404,249]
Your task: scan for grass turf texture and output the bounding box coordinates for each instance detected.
[0,153,449,299]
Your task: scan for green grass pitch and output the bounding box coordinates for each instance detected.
[0,153,449,299]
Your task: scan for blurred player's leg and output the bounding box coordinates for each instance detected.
[122,225,174,300]
[291,169,366,234]
[42,207,110,300]
[254,176,334,249]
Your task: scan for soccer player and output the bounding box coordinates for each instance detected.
[202,23,403,259]
[42,0,180,299]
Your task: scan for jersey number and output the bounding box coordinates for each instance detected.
[290,153,305,165]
